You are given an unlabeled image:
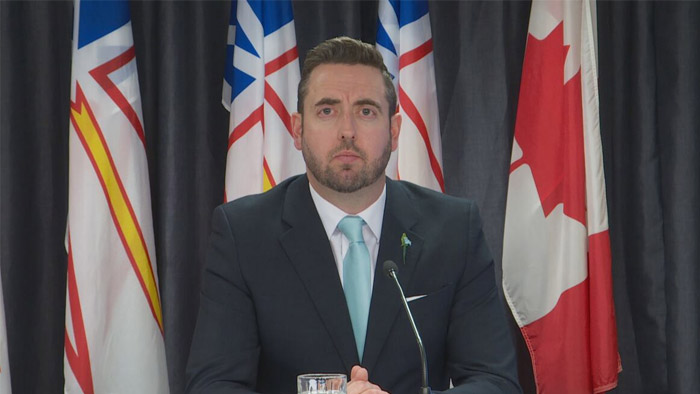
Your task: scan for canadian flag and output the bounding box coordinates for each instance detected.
[502,1,621,393]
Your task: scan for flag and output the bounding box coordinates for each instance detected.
[223,0,304,201]
[65,1,169,393]
[0,274,11,393]
[502,0,620,393]
[222,0,237,111]
[376,0,444,192]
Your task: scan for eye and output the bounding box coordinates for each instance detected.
[360,107,376,117]
[318,107,333,117]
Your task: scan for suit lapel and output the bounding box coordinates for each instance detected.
[362,179,424,371]
[279,176,359,372]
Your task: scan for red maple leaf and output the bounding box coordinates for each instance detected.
[511,22,586,226]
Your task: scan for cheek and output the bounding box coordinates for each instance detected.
[301,132,333,156]
[365,126,392,150]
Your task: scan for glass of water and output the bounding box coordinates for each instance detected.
[297,373,347,394]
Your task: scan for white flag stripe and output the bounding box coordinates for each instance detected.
[581,0,609,235]
[377,47,399,93]
[222,24,236,110]
[377,5,399,84]
[378,2,399,30]
[527,2,560,41]
[237,1,264,56]
[226,123,265,196]
[398,15,432,53]
[264,21,297,59]
[231,80,264,124]
[233,48,264,82]
[227,25,236,45]
[222,85,233,112]
[502,164,588,325]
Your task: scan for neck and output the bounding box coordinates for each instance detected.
[307,173,386,215]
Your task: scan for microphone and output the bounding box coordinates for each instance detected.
[382,260,431,394]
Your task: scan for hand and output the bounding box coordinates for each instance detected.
[347,365,390,394]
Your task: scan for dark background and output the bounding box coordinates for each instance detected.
[1,1,698,393]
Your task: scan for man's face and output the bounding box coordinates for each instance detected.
[291,63,400,194]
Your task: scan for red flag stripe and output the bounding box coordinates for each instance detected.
[399,39,433,70]
[264,81,293,137]
[89,46,146,149]
[521,278,592,394]
[65,236,96,394]
[265,46,298,76]
[398,86,445,192]
[520,244,618,394]
[588,230,622,391]
[228,105,264,149]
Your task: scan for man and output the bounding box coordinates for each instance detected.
[186,37,521,394]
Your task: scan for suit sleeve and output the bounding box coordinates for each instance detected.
[439,202,522,394]
[185,205,262,394]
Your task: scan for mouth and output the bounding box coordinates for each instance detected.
[332,150,362,164]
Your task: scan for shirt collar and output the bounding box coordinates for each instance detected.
[308,182,386,241]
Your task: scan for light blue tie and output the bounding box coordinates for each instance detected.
[337,215,372,361]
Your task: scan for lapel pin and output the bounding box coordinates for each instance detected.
[400,233,412,265]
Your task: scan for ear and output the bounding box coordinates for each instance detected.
[291,112,303,150]
[390,112,401,152]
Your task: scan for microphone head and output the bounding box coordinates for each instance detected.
[383,260,399,277]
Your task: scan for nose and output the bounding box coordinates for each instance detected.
[338,111,356,140]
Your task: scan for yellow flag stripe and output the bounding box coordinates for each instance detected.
[262,157,275,192]
[70,84,163,332]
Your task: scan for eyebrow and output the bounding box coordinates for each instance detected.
[354,99,383,114]
[312,97,384,114]
[313,97,341,107]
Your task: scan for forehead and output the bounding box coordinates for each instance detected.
[306,63,387,106]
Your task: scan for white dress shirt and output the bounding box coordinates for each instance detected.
[308,182,386,289]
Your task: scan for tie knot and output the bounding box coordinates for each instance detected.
[337,216,366,243]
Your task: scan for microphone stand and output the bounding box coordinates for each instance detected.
[384,261,432,394]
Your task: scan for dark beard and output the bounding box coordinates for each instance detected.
[302,138,391,193]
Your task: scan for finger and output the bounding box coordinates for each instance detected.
[347,380,384,394]
[350,365,369,381]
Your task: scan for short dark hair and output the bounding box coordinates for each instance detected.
[297,36,397,115]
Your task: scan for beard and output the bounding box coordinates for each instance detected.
[302,136,392,194]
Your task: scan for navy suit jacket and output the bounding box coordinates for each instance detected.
[186,175,521,394]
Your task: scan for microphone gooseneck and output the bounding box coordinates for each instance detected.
[382,260,431,394]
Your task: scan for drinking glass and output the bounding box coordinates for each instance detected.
[297,373,347,394]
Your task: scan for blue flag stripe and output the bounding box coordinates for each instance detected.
[376,23,397,56]
[232,68,256,100]
[78,0,131,49]
[262,0,294,36]
[399,0,428,28]
[234,23,260,59]
[246,0,294,37]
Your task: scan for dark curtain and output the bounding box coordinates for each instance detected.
[598,1,700,393]
[0,1,697,394]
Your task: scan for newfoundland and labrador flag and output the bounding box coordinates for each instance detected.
[223,0,304,201]
[65,1,169,393]
[502,0,620,393]
[376,0,444,192]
